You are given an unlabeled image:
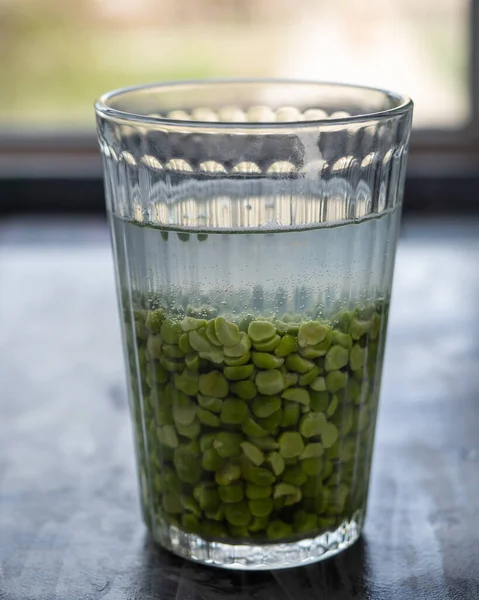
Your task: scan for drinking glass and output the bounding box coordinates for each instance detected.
[95,80,413,570]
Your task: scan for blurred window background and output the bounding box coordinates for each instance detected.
[0,0,477,214]
[0,0,470,131]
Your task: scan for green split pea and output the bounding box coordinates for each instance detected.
[127,301,387,544]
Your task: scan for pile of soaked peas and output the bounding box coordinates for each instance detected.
[125,301,387,543]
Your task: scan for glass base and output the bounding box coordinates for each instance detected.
[152,512,363,570]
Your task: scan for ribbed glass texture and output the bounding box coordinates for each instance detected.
[96,80,413,569]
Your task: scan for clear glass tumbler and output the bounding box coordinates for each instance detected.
[95,80,413,570]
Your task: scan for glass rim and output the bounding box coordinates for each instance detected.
[95,78,413,130]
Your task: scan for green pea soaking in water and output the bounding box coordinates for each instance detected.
[113,208,399,545]
[97,79,412,568]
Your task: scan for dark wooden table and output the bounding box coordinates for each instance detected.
[1,217,478,599]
